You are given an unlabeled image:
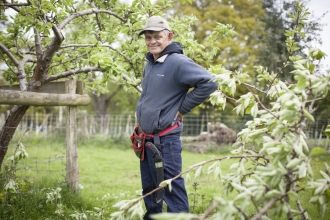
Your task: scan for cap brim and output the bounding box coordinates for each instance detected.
[138,27,167,35]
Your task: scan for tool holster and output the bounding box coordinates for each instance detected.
[145,134,164,203]
[131,121,181,203]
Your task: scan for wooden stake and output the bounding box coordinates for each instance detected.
[65,80,79,194]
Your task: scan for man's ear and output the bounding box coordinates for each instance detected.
[168,32,174,41]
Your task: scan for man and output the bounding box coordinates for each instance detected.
[135,16,218,219]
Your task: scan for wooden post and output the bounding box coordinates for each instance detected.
[36,112,39,135]
[65,80,79,193]
[0,81,89,193]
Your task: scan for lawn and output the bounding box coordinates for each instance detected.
[1,133,330,219]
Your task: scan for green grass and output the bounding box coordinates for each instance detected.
[1,134,330,219]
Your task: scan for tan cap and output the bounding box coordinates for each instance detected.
[138,16,170,35]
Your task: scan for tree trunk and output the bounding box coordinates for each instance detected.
[91,85,123,116]
[0,105,29,168]
[92,93,110,116]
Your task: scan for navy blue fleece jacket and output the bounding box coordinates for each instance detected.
[136,42,218,134]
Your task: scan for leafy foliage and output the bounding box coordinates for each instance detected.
[0,0,231,166]
[168,0,265,74]
[110,2,330,219]
[1,0,329,219]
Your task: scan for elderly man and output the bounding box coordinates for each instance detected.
[135,16,218,219]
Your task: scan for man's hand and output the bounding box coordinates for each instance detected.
[175,111,185,122]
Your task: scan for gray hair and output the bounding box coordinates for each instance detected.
[144,29,170,36]
[163,29,170,36]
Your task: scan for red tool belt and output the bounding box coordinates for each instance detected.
[130,121,181,161]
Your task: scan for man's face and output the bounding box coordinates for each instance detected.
[144,31,172,59]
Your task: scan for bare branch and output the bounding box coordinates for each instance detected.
[199,201,221,220]
[58,8,127,30]
[60,44,139,76]
[198,201,249,220]
[251,195,284,220]
[51,24,64,42]
[0,44,35,88]
[292,180,307,220]
[0,2,30,7]
[241,82,267,94]
[49,51,91,69]
[60,44,98,49]
[90,0,103,38]
[234,205,250,220]
[218,90,237,103]
[24,51,37,56]
[122,73,142,93]
[244,84,279,119]
[40,32,64,76]
[60,44,133,64]
[0,43,20,66]
[0,51,17,75]
[254,93,279,119]
[0,0,30,12]
[44,66,105,82]
[251,196,260,213]
[119,154,267,216]
[34,29,43,58]
[17,57,30,91]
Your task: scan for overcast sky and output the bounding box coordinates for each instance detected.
[306,0,330,71]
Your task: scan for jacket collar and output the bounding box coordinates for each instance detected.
[156,54,169,63]
[145,42,183,63]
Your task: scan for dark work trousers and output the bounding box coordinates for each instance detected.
[140,132,189,219]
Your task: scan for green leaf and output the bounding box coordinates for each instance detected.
[326,190,330,200]
[303,109,315,122]
[324,125,330,137]
[298,162,307,179]
[194,166,203,179]
[309,48,327,60]
[310,147,327,156]
[287,158,302,169]
[250,102,258,118]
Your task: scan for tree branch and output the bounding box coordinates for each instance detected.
[60,44,133,64]
[60,44,140,80]
[118,154,267,216]
[58,8,127,30]
[51,24,64,42]
[292,180,307,220]
[220,91,237,102]
[244,85,279,119]
[0,0,30,12]
[0,43,34,90]
[34,29,43,58]
[0,51,16,74]
[90,0,103,39]
[44,66,105,82]
[242,82,267,94]
[49,51,91,69]
[0,43,19,66]
[199,201,221,220]
[17,57,30,91]
[0,2,30,7]
[251,195,284,220]
[122,73,142,93]
[234,205,250,220]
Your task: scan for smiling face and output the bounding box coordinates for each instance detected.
[144,30,173,60]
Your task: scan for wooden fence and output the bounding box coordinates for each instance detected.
[0,80,89,193]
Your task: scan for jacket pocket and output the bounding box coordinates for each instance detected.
[151,109,161,133]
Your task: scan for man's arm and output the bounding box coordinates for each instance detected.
[177,59,218,114]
